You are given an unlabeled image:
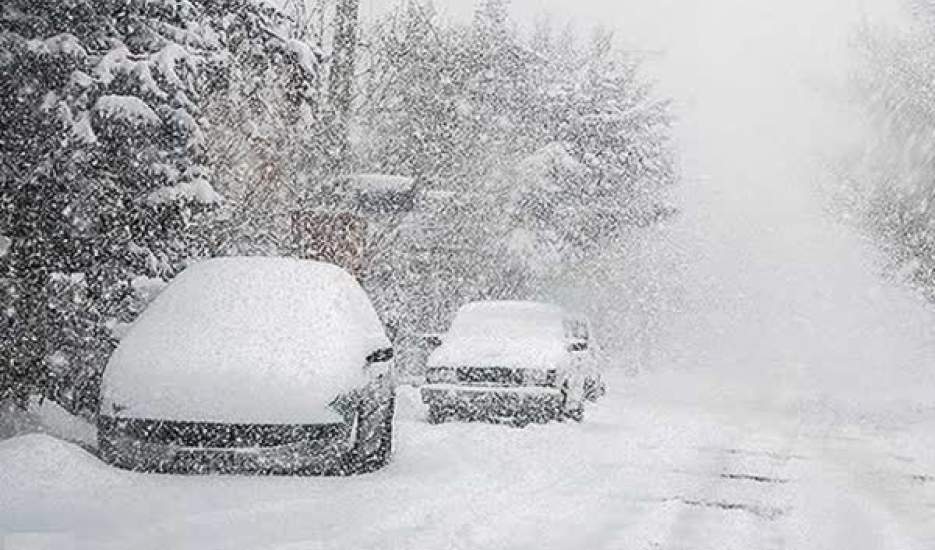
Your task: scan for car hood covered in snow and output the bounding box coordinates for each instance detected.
[427,336,569,370]
[427,301,570,370]
[101,257,390,425]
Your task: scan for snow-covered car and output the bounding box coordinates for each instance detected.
[97,257,396,475]
[421,301,602,426]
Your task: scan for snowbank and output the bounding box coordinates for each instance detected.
[0,398,97,449]
[428,301,569,370]
[0,434,114,495]
[2,372,933,550]
[101,257,390,424]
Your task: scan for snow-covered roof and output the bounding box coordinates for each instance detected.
[428,301,570,370]
[450,301,566,337]
[101,257,390,424]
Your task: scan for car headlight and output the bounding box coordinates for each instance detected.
[523,369,557,387]
[426,367,458,384]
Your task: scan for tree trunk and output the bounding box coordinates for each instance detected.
[328,0,360,172]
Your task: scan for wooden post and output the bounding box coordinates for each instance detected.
[328,0,360,171]
[292,211,367,279]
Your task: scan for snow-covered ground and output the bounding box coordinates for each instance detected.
[2,373,934,550]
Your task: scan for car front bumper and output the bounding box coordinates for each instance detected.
[98,420,355,475]
[421,384,564,422]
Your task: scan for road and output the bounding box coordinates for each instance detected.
[2,368,934,550]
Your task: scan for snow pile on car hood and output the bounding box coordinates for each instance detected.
[428,301,570,370]
[101,257,389,424]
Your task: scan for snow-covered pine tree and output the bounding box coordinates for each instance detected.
[0,0,321,415]
[839,18,935,299]
[195,0,325,258]
[473,0,511,44]
[0,0,226,413]
[355,3,676,348]
[517,26,676,254]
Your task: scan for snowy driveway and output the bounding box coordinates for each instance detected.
[2,371,934,550]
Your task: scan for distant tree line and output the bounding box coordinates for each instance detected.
[0,0,676,417]
[843,7,935,298]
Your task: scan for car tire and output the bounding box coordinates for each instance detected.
[344,394,395,475]
[564,406,585,423]
[561,380,586,423]
[97,431,120,468]
[426,403,447,425]
[97,429,145,472]
[586,377,607,402]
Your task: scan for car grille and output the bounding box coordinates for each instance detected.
[456,367,522,386]
[98,416,348,448]
[455,367,556,387]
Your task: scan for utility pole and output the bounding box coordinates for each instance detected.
[328,0,360,173]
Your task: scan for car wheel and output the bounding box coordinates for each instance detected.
[561,381,586,423]
[584,377,607,402]
[564,406,585,423]
[97,429,141,472]
[427,403,447,425]
[352,395,395,474]
[97,431,119,466]
[375,395,395,459]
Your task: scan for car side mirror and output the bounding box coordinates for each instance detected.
[366,347,394,364]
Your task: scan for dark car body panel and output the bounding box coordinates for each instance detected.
[421,384,564,424]
[98,378,395,476]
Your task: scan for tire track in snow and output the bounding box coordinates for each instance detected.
[787,426,935,549]
[655,431,798,550]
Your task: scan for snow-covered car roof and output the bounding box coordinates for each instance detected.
[427,301,570,370]
[449,301,566,338]
[101,257,390,424]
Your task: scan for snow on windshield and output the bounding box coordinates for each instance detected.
[426,302,569,369]
[448,301,565,339]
